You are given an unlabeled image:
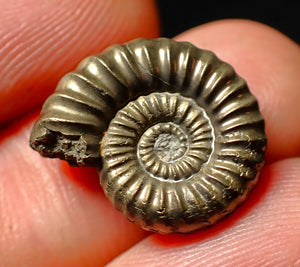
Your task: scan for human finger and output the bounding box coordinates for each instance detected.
[0,114,148,266]
[175,19,300,161]
[0,0,159,126]
[108,157,300,266]
[107,19,300,266]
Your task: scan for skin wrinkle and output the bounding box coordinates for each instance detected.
[178,20,300,161]
[0,19,73,97]
[0,28,28,61]
[3,3,94,85]
[2,122,132,264]
[0,10,300,266]
[108,158,300,266]
[0,120,148,266]
[0,0,160,126]
[0,1,159,265]
[0,6,69,71]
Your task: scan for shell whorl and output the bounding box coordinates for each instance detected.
[30,38,267,234]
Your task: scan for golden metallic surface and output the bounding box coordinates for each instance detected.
[30,38,267,234]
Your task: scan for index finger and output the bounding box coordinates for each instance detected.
[175,19,300,161]
[0,0,159,126]
[108,19,300,266]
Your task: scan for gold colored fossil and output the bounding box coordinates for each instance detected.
[30,38,267,234]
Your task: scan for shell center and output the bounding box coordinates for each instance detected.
[146,123,188,163]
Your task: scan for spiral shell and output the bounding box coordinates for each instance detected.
[30,38,267,234]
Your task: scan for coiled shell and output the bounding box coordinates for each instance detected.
[30,38,267,234]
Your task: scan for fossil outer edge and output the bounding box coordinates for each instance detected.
[30,38,267,234]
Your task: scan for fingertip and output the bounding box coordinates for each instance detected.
[0,0,160,125]
[0,114,149,266]
[107,158,300,267]
[176,19,300,160]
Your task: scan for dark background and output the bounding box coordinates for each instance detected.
[156,1,300,44]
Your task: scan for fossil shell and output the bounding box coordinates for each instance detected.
[30,38,267,234]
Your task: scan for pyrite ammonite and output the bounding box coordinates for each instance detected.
[30,38,267,234]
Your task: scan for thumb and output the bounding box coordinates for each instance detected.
[0,0,159,126]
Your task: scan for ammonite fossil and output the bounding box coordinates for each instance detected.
[30,38,267,234]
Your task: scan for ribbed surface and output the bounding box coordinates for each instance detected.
[102,93,213,182]
[30,38,265,166]
[30,38,266,233]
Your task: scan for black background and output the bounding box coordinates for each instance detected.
[156,1,300,44]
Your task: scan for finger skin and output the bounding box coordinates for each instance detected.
[175,19,300,161]
[0,1,159,265]
[1,18,299,267]
[0,0,159,126]
[0,115,148,267]
[108,157,300,267]
[108,20,300,266]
